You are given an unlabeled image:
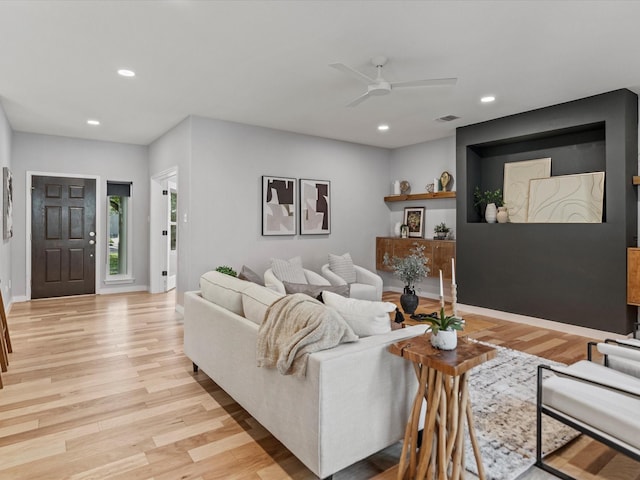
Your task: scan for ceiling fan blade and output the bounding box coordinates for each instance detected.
[330,63,375,85]
[391,77,458,88]
[346,91,371,107]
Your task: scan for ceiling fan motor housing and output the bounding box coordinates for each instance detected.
[368,81,391,95]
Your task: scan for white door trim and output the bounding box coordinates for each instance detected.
[149,167,178,294]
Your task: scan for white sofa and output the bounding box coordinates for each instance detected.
[183,271,425,479]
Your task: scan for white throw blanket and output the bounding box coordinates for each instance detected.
[257,293,358,377]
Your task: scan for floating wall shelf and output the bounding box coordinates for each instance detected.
[384,191,456,202]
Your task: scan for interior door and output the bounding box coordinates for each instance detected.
[31,175,96,299]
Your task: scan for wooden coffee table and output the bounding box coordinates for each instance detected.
[389,335,496,480]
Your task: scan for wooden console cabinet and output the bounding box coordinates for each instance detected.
[376,237,456,279]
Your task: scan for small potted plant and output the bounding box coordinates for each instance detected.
[215,265,237,277]
[434,222,450,240]
[383,243,430,314]
[424,307,464,350]
[473,187,504,223]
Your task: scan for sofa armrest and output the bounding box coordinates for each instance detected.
[264,268,285,294]
[354,265,383,299]
[303,268,331,286]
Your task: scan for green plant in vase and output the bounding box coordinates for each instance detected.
[424,307,464,350]
[383,243,430,314]
[434,222,450,239]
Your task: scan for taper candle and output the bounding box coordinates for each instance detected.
[439,270,444,298]
[451,257,456,285]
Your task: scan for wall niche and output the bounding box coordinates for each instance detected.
[456,89,638,334]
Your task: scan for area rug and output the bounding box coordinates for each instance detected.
[462,342,579,480]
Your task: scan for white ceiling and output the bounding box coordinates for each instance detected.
[1,0,640,149]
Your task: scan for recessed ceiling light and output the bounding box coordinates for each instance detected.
[117,69,136,77]
[378,124,390,132]
[481,96,496,103]
[87,119,100,126]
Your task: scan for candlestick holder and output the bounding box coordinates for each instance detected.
[440,295,445,310]
[452,283,458,317]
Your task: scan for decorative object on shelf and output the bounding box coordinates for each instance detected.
[392,180,401,195]
[3,167,12,239]
[300,178,331,235]
[383,242,430,314]
[440,171,454,191]
[503,158,551,223]
[399,180,411,194]
[527,172,605,223]
[393,221,402,237]
[497,206,509,223]
[403,206,425,238]
[215,265,237,277]
[485,202,497,223]
[424,307,464,350]
[400,224,409,238]
[262,175,296,236]
[425,183,434,193]
[433,177,440,192]
[473,187,504,222]
[434,222,450,239]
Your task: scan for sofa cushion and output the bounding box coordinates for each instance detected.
[238,265,265,286]
[322,291,394,337]
[271,256,307,284]
[200,270,251,316]
[242,284,284,325]
[328,252,356,284]
[283,282,350,298]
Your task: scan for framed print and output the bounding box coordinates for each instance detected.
[404,207,425,238]
[262,176,297,236]
[300,179,330,235]
[503,157,551,223]
[3,167,13,239]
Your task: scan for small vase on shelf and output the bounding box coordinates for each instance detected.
[497,206,509,223]
[485,203,497,223]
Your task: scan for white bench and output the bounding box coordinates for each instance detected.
[537,353,640,479]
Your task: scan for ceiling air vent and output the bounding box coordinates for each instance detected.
[436,115,460,122]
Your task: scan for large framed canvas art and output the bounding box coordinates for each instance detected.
[262,176,297,236]
[3,167,12,239]
[299,179,330,235]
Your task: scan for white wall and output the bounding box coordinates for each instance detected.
[150,115,392,306]
[0,102,12,306]
[385,136,457,297]
[148,117,191,304]
[11,132,149,298]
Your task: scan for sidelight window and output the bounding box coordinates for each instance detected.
[106,181,133,282]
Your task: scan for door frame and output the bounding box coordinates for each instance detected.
[26,171,102,300]
[149,167,178,294]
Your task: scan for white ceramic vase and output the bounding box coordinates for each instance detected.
[431,329,458,350]
[394,222,402,237]
[485,203,497,223]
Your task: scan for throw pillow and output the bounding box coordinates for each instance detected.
[328,252,357,284]
[238,265,264,286]
[283,282,349,298]
[322,290,394,337]
[271,256,307,284]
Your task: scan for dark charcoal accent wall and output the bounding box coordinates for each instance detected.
[456,89,638,334]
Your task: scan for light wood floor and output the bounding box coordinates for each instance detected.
[0,291,637,479]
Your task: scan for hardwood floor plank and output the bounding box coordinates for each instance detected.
[0,290,636,480]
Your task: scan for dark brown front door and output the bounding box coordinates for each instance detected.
[31,176,96,299]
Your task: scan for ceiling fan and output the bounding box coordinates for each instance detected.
[329,56,457,107]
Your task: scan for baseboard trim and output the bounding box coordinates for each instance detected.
[457,302,628,341]
[97,285,149,295]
